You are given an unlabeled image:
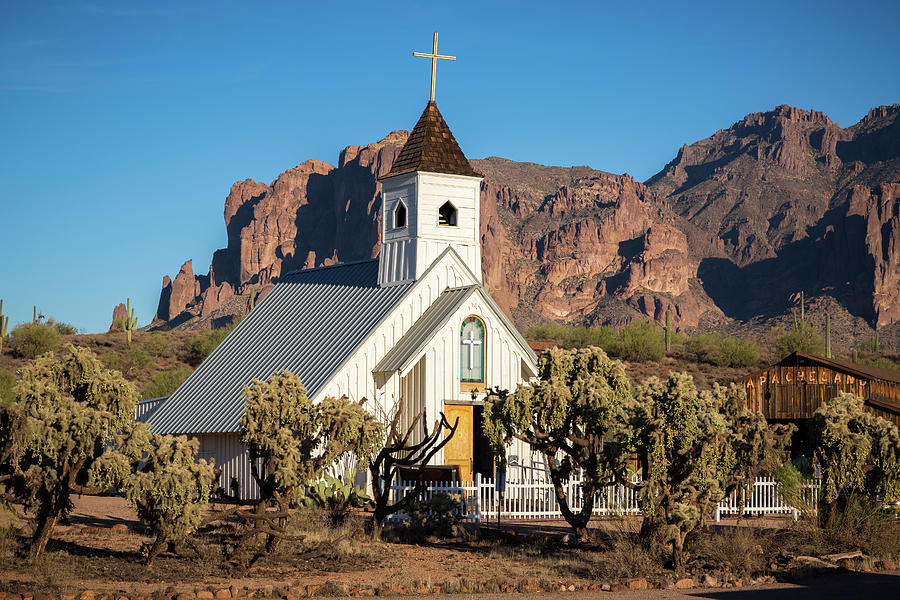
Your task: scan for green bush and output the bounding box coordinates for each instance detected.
[527,322,617,350]
[861,356,900,371]
[10,323,61,359]
[183,317,241,362]
[609,320,665,362]
[0,367,15,406]
[47,319,78,335]
[140,366,192,400]
[104,345,155,375]
[773,462,804,508]
[686,332,760,367]
[404,493,462,539]
[527,320,665,362]
[141,333,174,358]
[772,321,825,358]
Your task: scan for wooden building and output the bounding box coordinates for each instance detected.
[741,352,900,426]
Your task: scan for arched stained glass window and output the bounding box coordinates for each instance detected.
[460,315,485,384]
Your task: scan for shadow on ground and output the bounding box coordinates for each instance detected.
[688,571,900,598]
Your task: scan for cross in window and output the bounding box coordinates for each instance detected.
[462,329,482,370]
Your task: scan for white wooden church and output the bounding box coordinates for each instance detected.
[141,37,539,500]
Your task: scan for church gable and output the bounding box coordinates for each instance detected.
[313,247,481,401]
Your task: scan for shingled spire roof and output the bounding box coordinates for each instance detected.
[381,101,481,179]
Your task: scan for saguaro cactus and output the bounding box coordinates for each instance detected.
[249,287,256,311]
[0,299,8,353]
[33,305,37,324]
[665,310,672,353]
[123,297,138,344]
[825,313,832,358]
[800,291,805,324]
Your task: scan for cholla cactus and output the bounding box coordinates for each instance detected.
[483,346,633,541]
[2,344,139,560]
[123,297,138,344]
[630,372,792,569]
[120,433,217,565]
[811,393,900,521]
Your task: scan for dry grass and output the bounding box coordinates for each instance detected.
[469,519,664,583]
[689,527,772,577]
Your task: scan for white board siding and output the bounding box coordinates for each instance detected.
[379,171,481,286]
[323,250,475,407]
[195,432,261,502]
[205,250,537,500]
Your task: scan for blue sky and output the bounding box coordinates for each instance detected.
[1,0,898,333]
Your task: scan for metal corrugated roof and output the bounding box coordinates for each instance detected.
[147,259,413,435]
[375,286,476,373]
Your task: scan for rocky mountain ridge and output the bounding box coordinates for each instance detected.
[152,104,900,341]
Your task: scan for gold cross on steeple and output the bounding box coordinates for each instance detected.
[413,32,456,103]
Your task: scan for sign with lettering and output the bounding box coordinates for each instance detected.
[744,366,866,390]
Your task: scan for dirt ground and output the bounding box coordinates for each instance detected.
[1,496,896,597]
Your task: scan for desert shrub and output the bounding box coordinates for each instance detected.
[686,332,760,367]
[141,366,192,399]
[184,317,241,362]
[47,319,78,335]
[404,493,461,540]
[142,333,174,358]
[527,320,665,362]
[104,345,154,376]
[0,367,14,406]
[772,321,825,358]
[861,356,900,371]
[819,495,900,560]
[301,475,371,526]
[9,323,61,359]
[527,322,571,341]
[610,320,665,362]
[773,462,804,508]
[593,534,663,580]
[527,322,618,350]
[689,528,771,577]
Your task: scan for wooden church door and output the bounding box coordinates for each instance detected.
[443,404,473,482]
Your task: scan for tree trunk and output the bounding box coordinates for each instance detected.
[29,500,63,561]
[672,529,687,571]
[638,515,662,549]
[144,532,167,566]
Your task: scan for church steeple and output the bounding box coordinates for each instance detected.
[382,102,481,180]
[377,34,483,288]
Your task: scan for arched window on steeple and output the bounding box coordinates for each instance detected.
[438,201,457,226]
[460,315,485,390]
[393,201,407,229]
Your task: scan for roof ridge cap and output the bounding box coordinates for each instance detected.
[282,258,378,277]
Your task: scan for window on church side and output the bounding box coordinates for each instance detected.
[460,315,485,384]
[394,201,407,229]
[438,201,457,226]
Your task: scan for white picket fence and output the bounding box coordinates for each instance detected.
[386,474,821,524]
